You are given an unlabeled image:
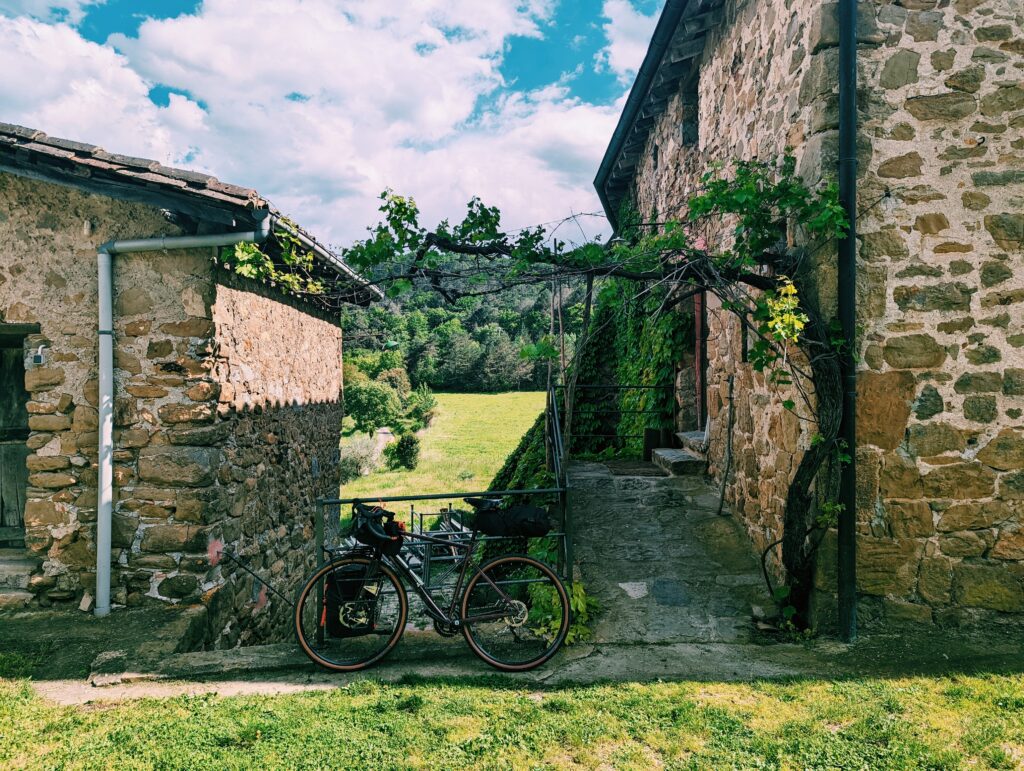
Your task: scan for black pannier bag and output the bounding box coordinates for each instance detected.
[324,563,379,638]
[473,505,551,538]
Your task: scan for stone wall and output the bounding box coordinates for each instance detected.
[1,172,344,645]
[631,0,1024,628]
[205,284,343,646]
[826,0,1024,628]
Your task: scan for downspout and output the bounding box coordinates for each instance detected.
[836,0,858,642]
[94,216,272,618]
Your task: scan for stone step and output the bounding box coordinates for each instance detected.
[0,589,34,609]
[676,431,707,457]
[652,448,705,476]
[0,551,42,590]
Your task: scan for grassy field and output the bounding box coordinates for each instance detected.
[342,391,545,500]
[3,673,1024,768]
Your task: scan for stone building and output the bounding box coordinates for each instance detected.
[595,0,1023,628]
[0,123,379,646]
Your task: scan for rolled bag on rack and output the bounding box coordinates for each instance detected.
[473,505,551,538]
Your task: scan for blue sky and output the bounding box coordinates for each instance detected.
[0,0,663,244]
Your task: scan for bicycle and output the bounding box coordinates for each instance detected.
[294,498,571,672]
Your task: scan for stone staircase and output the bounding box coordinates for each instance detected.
[0,549,40,609]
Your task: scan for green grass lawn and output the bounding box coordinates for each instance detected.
[342,391,545,501]
[3,674,1024,768]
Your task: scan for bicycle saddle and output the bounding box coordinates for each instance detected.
[464,497,501,510]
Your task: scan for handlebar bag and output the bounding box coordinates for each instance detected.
[474,505,551,538]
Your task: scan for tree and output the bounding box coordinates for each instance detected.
[344,380,402,436]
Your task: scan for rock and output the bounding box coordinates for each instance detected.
[882,598,932,624]
[937,501,1012,532]
[905,92,976,121]
[24,367,65,392]
[119,428,151,448]
[878,151,923,178]
[857,371,915,450]
[114,350,142,375]
[138,446,220,487]
[883,334,946,368]
[807,1,883,53]
[141,523,207,553]
[922,463,996,498]
[962,191,991,210]
[954,372,1002,393]
[931,49,955,70]
[954,563,1024,612]
[857,536,924,596]
[992,529,1024,561]
[975,24,1012,42]
[158,402,216,425]
[27,414,70,432]
[905,10,941,41]
[125,384,169,399]
[1003,369,1024,396]
[940,530,990,558]
[913,385,944,420]
[159,318,215,338]
[23,500,63,527]
[972,46,1008,64]
[974,171,1024,187]
[906,422,966,457]
[964,395,997,423]
[28,472,77,489]
[981,261,1013,288]
[965,345,1001,365]
[977,429,1024,471]
[26,455,70,472]
[115,287,153,316]
[880,50,920,89]
[158,574,199,600]
[112,513,139,549]
[886,499,934,538]
[893,282,973,312]
[166,422,230,447]
[944,66,986,94]
[71,405,98,432]
[913,213,950,234]
[146,340,174,358]
[895,185,943,204]
[860,228,909,260]
[186,381,219,402]
[880,453,923,498]
[124,320,151,336]
[980,85,1024,117]
[918,556,953,605]
[984,214,1023,252]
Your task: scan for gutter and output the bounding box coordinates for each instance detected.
[836,0,859,642]
[93,215,272,617]
[593,0,690,231]
[272,219,384,302]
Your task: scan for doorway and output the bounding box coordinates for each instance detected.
[0,324,34,549]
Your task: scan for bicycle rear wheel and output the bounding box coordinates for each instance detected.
[460,554,570,672]
[294,556,407,672]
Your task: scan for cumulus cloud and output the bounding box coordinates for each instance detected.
[0,1,621,245]
[595,0,661,83]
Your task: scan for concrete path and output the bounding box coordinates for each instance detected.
[568,461,770,644]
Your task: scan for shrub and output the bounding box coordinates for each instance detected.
[405,384,438,428]
[338,436,379,483]
[345,380,402,435]
[384,433,420,470]
[377,367,412,398]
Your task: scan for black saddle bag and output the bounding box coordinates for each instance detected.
[324,563,379,638]
[473,505,551,538]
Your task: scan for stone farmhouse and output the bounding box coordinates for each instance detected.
[0,123,379,646]
[596,0,1023,631]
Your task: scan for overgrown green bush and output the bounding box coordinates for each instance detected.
[404,384,438,430]
[377,367,412,398]
[384,433,420,470]
[345,380,402,435]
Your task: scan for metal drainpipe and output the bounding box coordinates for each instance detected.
[94,216,272,617]
[837,0,859,642]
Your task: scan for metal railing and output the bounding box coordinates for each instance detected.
[556,383,676,445]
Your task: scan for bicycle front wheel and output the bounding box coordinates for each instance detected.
[294,557,407,672]
[460,554,570,672]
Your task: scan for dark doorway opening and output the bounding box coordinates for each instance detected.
[0,324,35,549]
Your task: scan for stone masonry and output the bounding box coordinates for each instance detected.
[1,171,345,644]
[623,0,1023,628]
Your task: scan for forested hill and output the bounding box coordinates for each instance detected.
[340,280,583,393]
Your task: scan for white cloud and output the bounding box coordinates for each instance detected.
[0,1,620,246]
[595,0,661,84]
[0,0,100,25]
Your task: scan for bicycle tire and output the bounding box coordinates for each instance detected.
[294,557,407,672]
[460,554,570,672]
